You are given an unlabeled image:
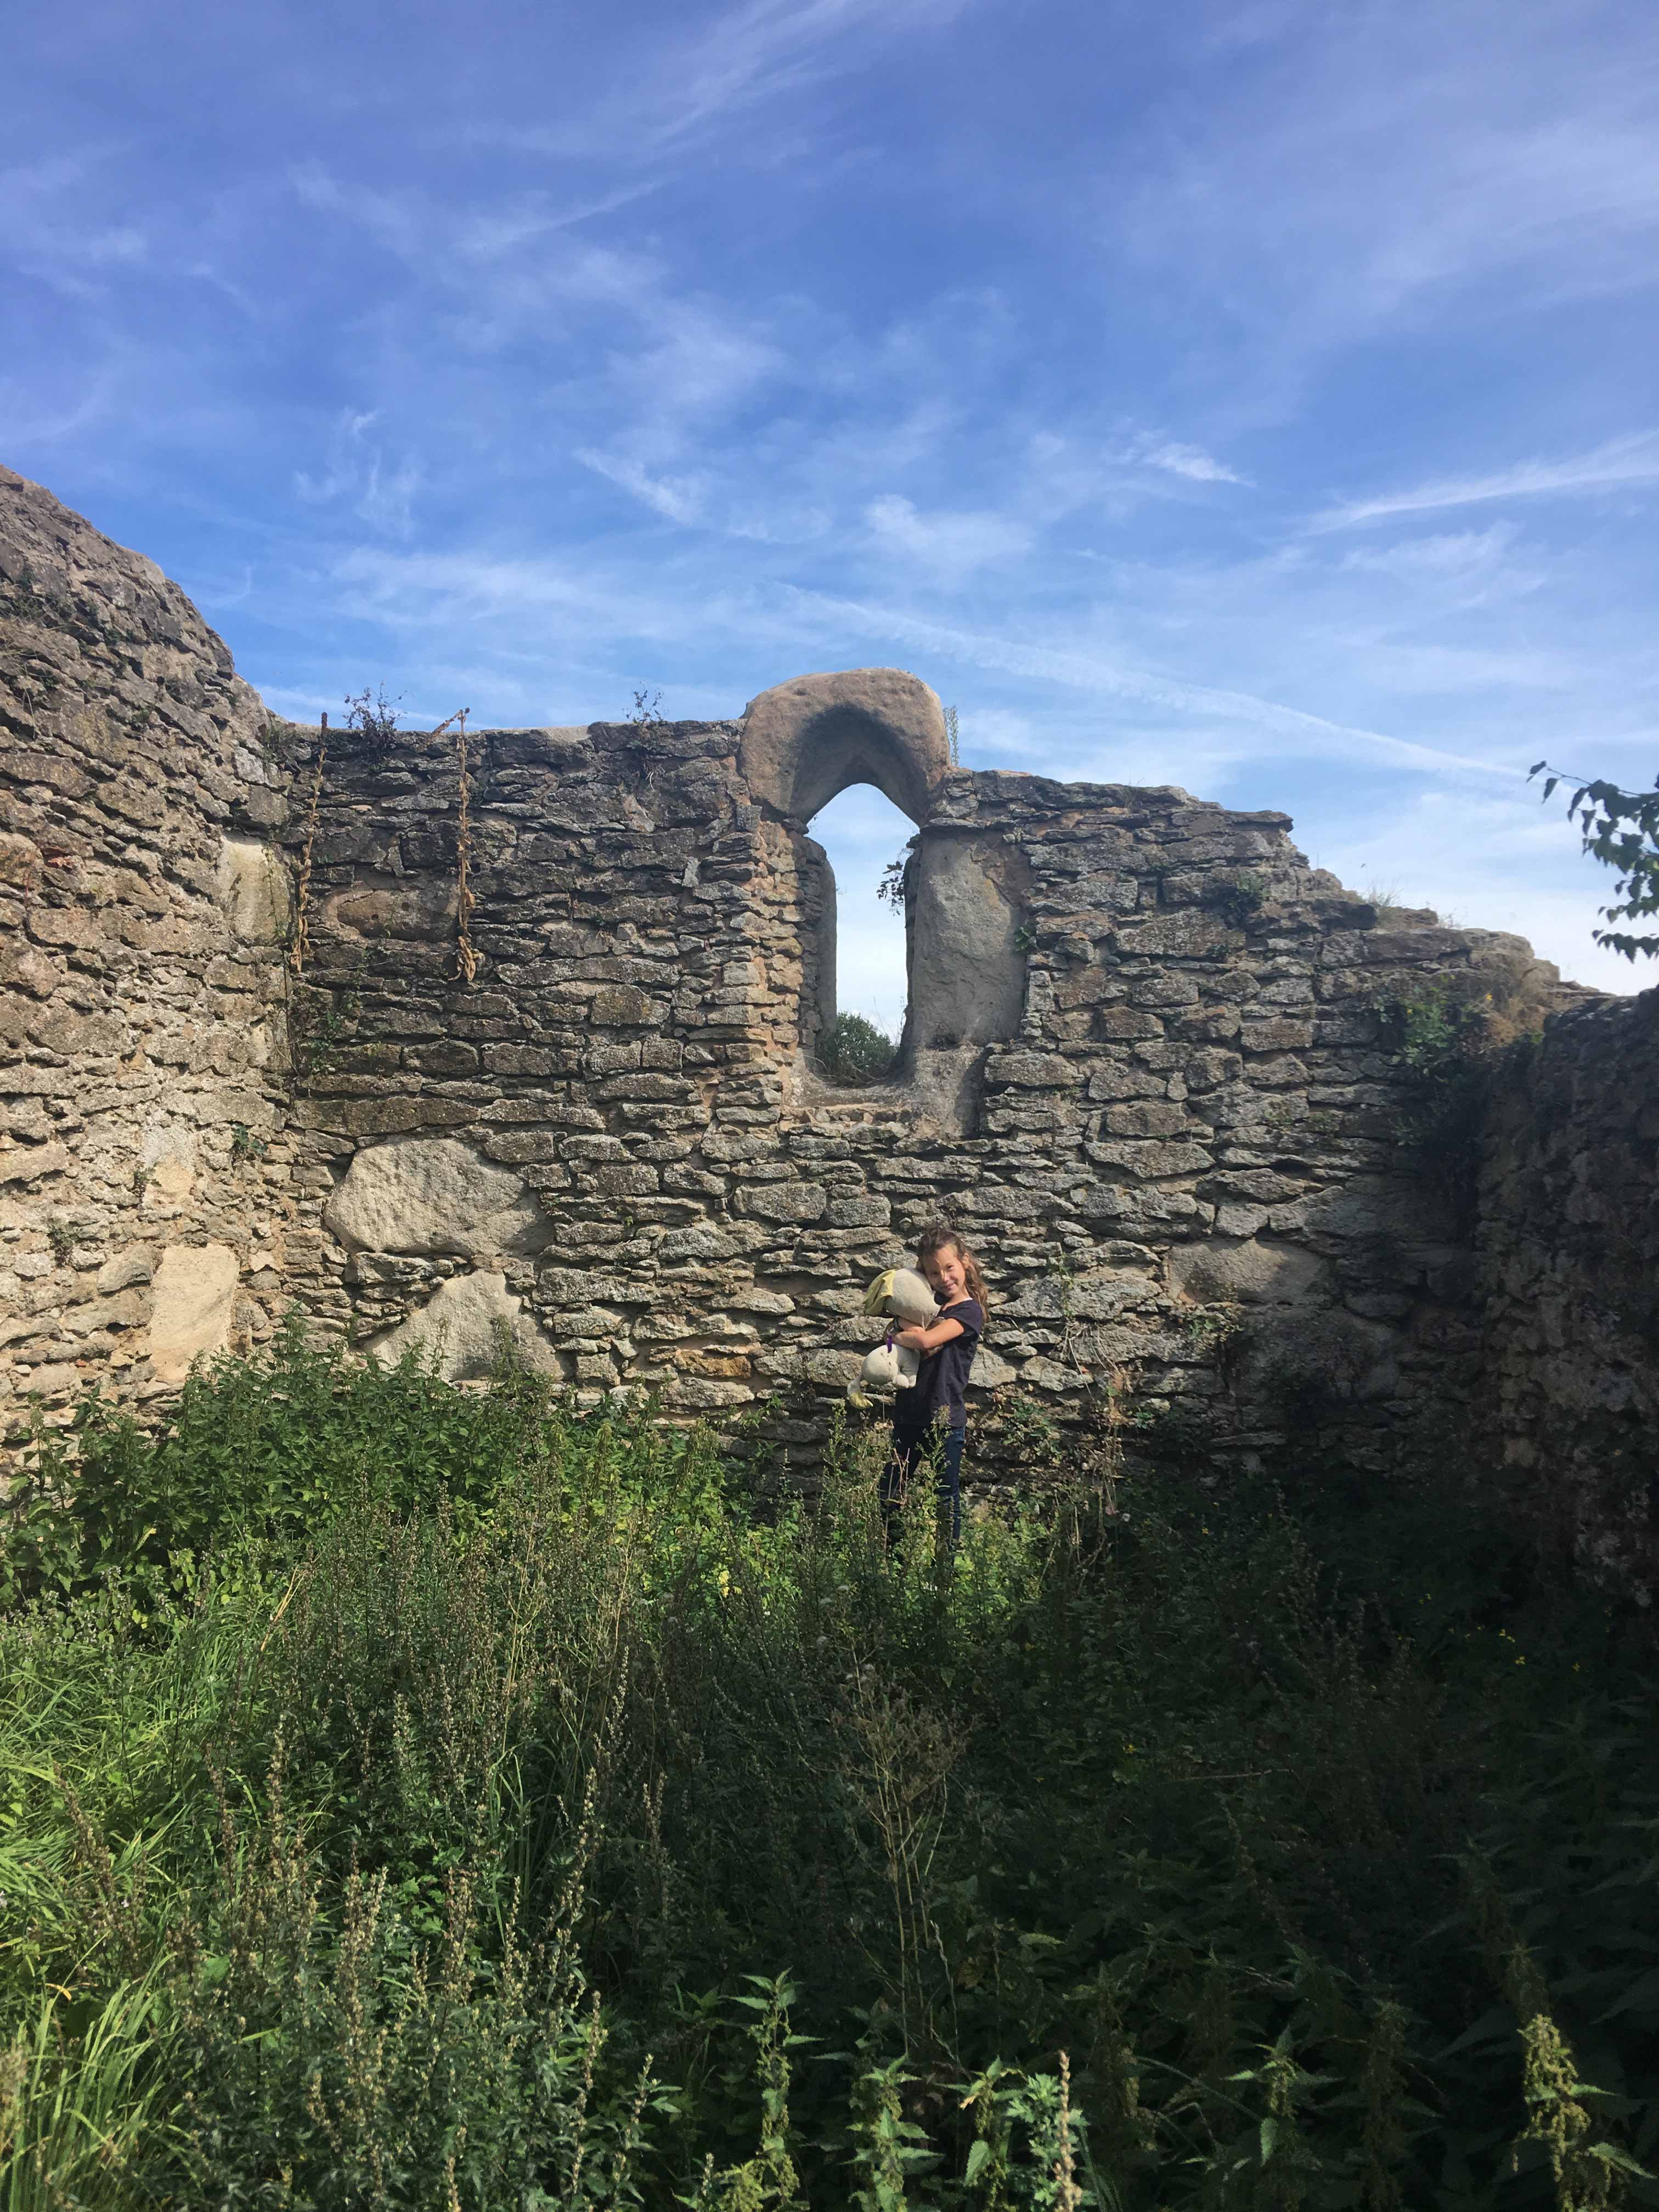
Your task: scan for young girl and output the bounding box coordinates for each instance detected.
[883,1223,990,1549]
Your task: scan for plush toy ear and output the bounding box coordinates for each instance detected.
[886,1269,940,1327]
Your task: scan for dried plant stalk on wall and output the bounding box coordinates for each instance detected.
[288,713,327,975]
[454,709,478,984]
[420,708,478,984]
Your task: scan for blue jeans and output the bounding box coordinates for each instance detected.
[881,1424,964,1551]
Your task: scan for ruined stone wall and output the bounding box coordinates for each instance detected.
[0,468,294,1422]
[281,693,1572,1477]
[6,469,1630,1513]
[1477,989,1659,1584]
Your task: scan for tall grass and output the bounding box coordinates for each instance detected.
[1,1329,1655,2207]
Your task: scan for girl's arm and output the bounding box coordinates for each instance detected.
[895,1316,966,1353]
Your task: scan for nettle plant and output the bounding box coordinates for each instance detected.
[2,1339,1657,2207]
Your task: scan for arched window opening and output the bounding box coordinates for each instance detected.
[804,782,915,1086]
[736,668,1027,1125]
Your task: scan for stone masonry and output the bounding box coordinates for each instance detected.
[0,468,292,1408]
[1477,990,1659,1587]
[3,466,1654,1559]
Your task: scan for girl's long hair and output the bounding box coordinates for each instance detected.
[916,1222,991,1324]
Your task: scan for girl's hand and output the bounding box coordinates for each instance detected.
[894,1325,929,1352]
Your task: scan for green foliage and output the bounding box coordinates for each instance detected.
[820,1012,898,1086]
[1177,1309,1234,1353]
[258,713,303,771]
[878,849,915,911]
[1372,981,1510,1232]
[0,1314,708,1611]
[229,1120,267,1161]
[1,1351,1656,2208]
[1201,872,1268,928]
[1531,760,1659,961]
[0,1977,167,2209]
[1358,880,1440,924]
[44,1217,81,1265]
[295,946,371,1080]
[982,1387,1066,1472]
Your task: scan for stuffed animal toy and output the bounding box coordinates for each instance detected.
[859,1336,919,1393]
[849,1267,939,1404]
[862,1268,939,1327]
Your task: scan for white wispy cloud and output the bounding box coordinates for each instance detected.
[288,166,426,266]
[777,588,1515,780]
[1338,523,1523,579]
[283,171,787,442]
[1109,0,1659,420]
[453,184,669,258]
[493,0,974,165]
[0,151,151,303]
[295,409,423,535]
[0,371,117,447]
[324,546,639,633]
[1125,435,1250,485]
[863,493,1032,574]
[608,308,785,422]
[294,409,381,503]
[1312,432,1659,530]
[355,455,424,537]
[1333,640,1578,697]
[576,449,709,524]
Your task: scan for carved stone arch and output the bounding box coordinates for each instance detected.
[736,668,951,826]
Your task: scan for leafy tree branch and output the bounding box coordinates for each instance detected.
[1531,759,1659,961]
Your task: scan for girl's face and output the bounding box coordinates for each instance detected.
[922,1243,968,1304]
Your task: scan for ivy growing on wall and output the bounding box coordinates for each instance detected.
[1372,982,1537,1237]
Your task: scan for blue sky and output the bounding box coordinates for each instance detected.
[8,0,1659,1025]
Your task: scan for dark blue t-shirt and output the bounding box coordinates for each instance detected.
[893,1297,984,1442]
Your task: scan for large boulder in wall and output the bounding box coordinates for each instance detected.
[218,836,292,943]
[145,1242,239,1384]
[366,1271,564,1383]
[324,1137,552,1259]
[1167,1238,1328,1306]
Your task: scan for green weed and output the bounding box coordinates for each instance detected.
[0,1345,1654,2207]
[819,1014,898,1086]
